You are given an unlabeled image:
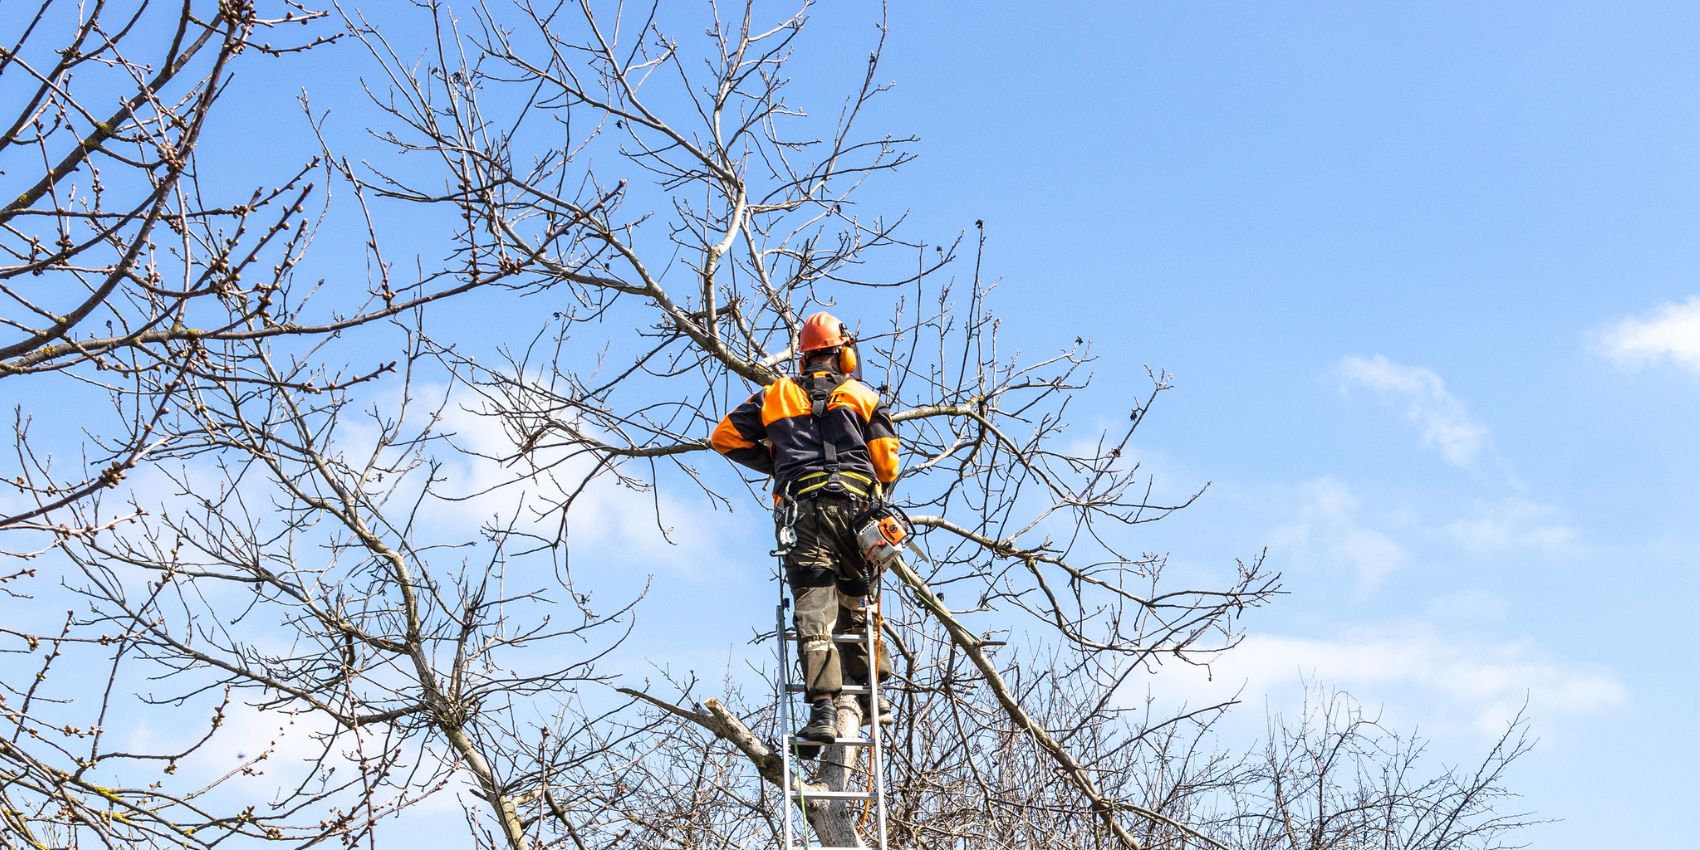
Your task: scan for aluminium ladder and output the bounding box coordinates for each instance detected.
[774,591,890,850]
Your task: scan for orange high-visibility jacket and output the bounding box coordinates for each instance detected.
[712,371,900,498]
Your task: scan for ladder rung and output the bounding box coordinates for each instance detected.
[784,735,872,747]
[785,684,871,695]
[784,631,870,644]
[786,789,875,800]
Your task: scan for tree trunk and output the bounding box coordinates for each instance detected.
[625,693,872,847]
[442,724,531,850]
[798,696,869,848]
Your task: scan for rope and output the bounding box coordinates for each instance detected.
[859,590,885,832]
[791,747,809,818]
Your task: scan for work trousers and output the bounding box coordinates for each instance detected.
[783,495,892,700]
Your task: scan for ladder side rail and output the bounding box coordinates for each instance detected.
[777,596,800,850]
[865,592,889,850]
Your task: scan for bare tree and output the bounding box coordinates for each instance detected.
[6,2,1535,849]
[1209,691,1538,850]
[1,2,613,846]
[0,4,368,846]
[326,0,1271,845]
[56,324,650,848]
[0,1,506,554]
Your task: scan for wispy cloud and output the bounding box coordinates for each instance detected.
[1264,481,1581,590]
[1446,497,1578,554]
[1268,477,1411,590]
[1234,628,1627,736]
[418,396,733,572]
[1595,297,1700,373]
[1424,589,1510,622]
[1154,624,1628,740]
[1337,355,1488,467]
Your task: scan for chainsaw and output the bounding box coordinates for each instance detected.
[854,505,927,571]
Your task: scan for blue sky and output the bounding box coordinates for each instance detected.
[836,3,1698,847]
[10,2,1698,846]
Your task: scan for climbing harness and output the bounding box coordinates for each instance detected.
[783,371,878,502]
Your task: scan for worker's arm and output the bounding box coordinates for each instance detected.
[712,389,774,475]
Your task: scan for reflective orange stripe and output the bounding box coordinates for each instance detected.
[761,377,813,425]
[711,417,755,452]
[763,374,880,425]
[868,436,900,483]
[832,380,880,421]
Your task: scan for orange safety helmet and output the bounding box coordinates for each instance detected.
[798,311,858,374]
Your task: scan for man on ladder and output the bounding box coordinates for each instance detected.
[712,311,900,748]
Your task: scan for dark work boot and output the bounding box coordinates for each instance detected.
[791,738,822,760]
[796,699,837,745]
[858,694,894,727]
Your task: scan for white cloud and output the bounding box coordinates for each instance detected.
[1155,624,1627,740]
[125,698,480,829]
[1268,477,1411,589]
[1262,481,1581,597]
[1446,497,1578,554]
[1424,589,1510,622]
[1595,297,1700,373]
[1337,355,1488,467]
[323,383,743,584]
[126,699,353,798]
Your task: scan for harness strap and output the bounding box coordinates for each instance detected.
[790,469,874,499]
[804,371,857,496]
[777,371,884,502]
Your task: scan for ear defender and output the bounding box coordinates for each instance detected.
[837,324,858,374]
